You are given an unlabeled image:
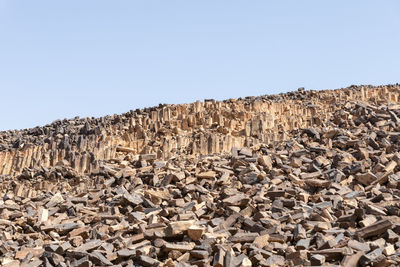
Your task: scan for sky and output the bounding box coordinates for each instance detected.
[0,1,399,131]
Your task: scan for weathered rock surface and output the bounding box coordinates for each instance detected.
[0,84,399,177]
[1,84,400,266]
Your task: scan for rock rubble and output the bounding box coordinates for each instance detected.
[1,85,400,266]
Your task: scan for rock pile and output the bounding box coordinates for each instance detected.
[1,86,400,266]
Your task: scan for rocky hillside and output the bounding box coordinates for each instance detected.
[0,85,398,177]
[1,84,400,266]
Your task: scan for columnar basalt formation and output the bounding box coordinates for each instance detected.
[2,84,400,266]
[0,85,399,176]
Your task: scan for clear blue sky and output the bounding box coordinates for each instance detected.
[0,1,399,131]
